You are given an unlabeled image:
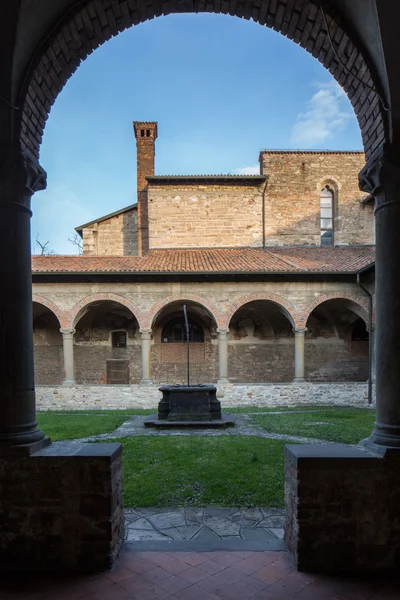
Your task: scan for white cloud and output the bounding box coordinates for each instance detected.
[232,165,260,175]
[290,81,352,148]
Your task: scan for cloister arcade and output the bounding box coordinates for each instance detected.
[2,0,400,576]
[32,294,371,386]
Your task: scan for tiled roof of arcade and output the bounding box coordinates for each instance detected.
[32,246,375,275]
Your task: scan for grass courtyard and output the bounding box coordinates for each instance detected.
[36,406,375,508]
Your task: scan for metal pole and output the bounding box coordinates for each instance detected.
[183,304,190,386]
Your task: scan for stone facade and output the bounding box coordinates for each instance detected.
[80,206,138,256]
[147,181,265,249]
[35,381,372,411]
[260,151,373,246]
[32,279,371,386]
[31,123,375,395]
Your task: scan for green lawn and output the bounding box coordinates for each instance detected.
[252,408,375,444]
[110,435,286,508]
[36,411,132,440]
[36,406,375,507]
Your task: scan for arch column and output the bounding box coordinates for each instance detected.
[60,328,75,385]
[360,145,400,447]
[217,328,229,384]
[140,329,152,384]
[0,147,48,451]
[293,327,307,381]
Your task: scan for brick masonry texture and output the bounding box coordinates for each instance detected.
[285,444,400,573]
[259,152,374,246]
[0,442,124,571]
[35,382,373,411]
[147,182,265,249]
[19,1,387,160]
[32,280,371,385]
[82,207,138,256]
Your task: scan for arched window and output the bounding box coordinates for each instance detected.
[320,185,334,246]
[162,317,204,343]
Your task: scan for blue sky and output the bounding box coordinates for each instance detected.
[31,13,363,255]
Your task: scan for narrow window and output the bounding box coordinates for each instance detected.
[320,185,334,246]
[112,331,127,348]
[162,317,204,343]
[146,129,151,137]
[140,129,145,137]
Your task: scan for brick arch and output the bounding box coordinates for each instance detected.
[67,293,145,329]
[299,293,370,328]
[222,293,298,329]
[145,295,222,329]
[19,1,386,161]
[32,294,65,328]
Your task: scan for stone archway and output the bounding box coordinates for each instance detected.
[300,292,369,328]
[18,1,386,162]
[304,296,370,381]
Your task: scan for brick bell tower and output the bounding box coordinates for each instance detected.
[133,121,158,255]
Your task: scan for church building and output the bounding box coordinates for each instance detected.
[31,121,375,403]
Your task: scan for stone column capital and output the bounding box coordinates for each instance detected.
[293,327,307,336]
[139,328,152,340]
[60,328,75,337]
[359,144,400,214]
[0,145,47,204]
[217,328,229,336]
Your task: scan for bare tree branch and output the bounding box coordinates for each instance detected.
[35,235,54,255]
[68,233,83,255]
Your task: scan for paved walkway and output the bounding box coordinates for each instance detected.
[124,507,285,549]
[2,549,397,599]
[76,413,332,445]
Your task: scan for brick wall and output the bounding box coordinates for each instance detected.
[228,342,295,382]
[148,182,264,249]
[260,152,374,246]
[151,326,218,384]
[0,442,124,570]
[82,208,138,256]
[33,325,63,385]
[75,345,141,384]
[305,340,368,381]
[134,122,157,255]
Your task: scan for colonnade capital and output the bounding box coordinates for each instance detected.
[0,145,47,201]
[60,328,75,336]
[359,143,400,213]
[217,328,229,336]
[139,328,152,340]
[293,327,307,335]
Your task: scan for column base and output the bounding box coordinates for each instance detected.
[62,379,76,387]
[140,379,153,385]
[0,436,51,456]
[217,378,229,384]
[293,377,305,382]
[369,423,400,448]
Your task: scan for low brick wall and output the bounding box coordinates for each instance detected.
[0,442,124,571]
[284,444,400,573]
[35,382,374,411]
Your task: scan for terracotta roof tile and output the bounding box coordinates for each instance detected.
[32,247,375,275]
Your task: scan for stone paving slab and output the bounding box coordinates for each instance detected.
[76,413,335,444]
[124,506,285,546]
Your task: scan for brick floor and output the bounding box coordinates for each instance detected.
[0,550,398,599]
